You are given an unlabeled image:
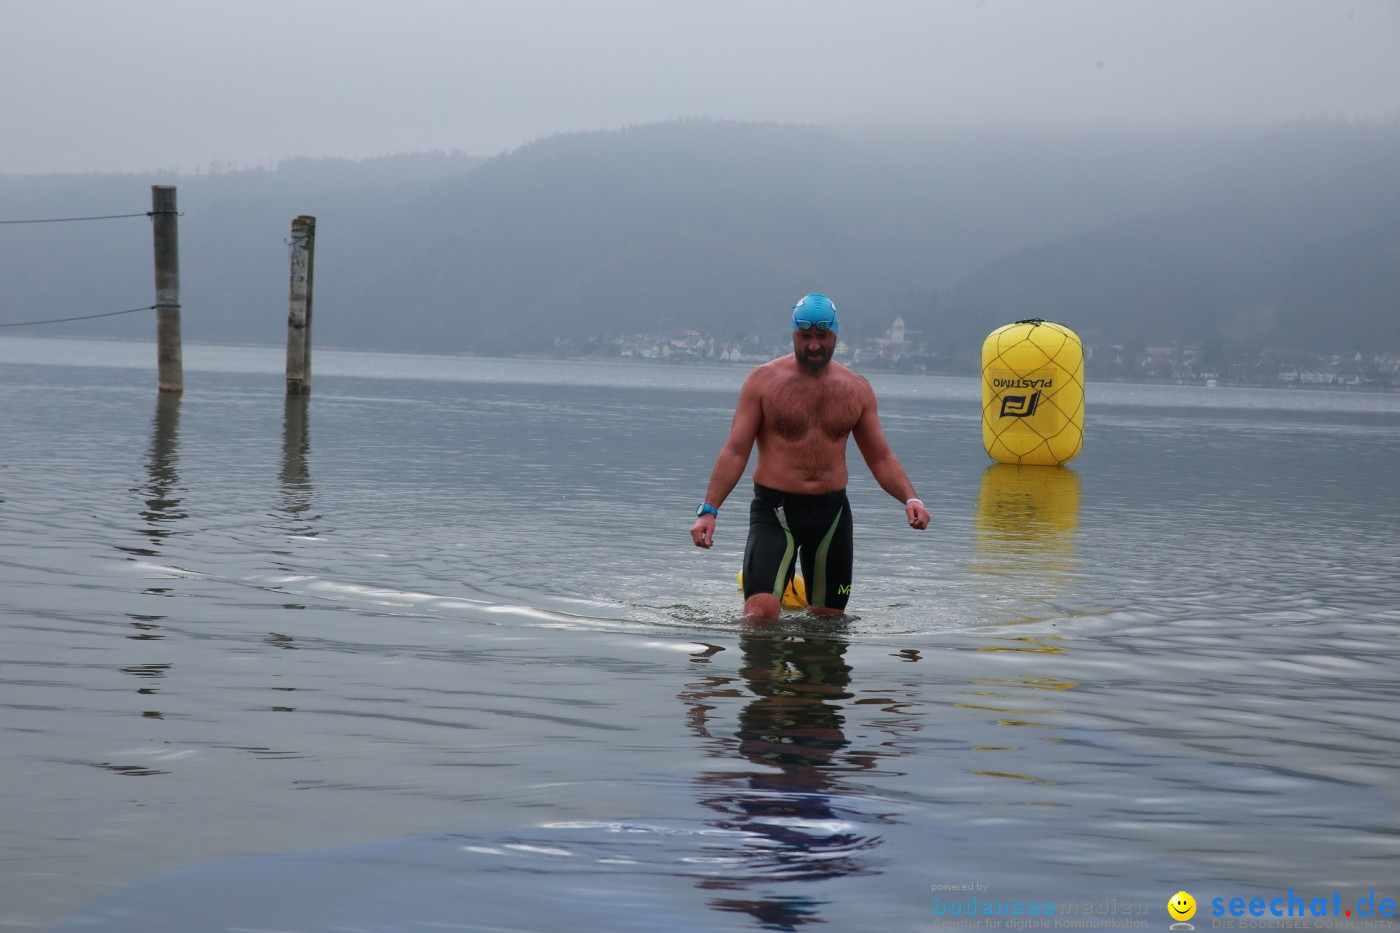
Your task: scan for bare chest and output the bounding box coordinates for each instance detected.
[763,377,864,442]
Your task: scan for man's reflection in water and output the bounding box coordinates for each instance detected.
[681,624,917,930]
[276,395,318,544]
[120,392,185,557]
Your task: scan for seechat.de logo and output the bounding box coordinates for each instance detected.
[1168,890,1197,930]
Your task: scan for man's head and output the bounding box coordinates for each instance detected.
[791,293,838,334]
[791,293,838,372]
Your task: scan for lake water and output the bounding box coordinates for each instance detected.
[2,336,1398,932]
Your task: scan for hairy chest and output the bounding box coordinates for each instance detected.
[763,378,864,442]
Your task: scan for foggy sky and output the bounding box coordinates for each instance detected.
[2,0,1398,176]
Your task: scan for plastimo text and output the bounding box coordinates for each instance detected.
[993,378,1054,389]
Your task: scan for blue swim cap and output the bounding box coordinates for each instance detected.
[791,293,838,334]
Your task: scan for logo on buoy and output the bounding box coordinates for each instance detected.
[1000,391,1041,418]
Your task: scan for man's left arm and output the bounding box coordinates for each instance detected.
[851,386,930,530]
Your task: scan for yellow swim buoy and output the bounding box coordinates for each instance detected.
[981,319,1084,465]
[737,571,808,608]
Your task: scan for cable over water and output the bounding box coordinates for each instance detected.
[0,304,156,328]
[0,211,165,225]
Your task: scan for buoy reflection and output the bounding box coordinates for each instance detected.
[972,463,1081,624]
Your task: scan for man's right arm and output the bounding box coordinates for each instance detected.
[690,371,765,548]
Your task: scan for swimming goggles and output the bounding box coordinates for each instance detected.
[794,319,834,332]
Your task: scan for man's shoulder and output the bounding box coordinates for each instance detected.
[828,359,863,380]
[744,356,794,384]
[827,361,874,392]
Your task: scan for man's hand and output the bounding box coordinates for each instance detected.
[905,498,930,530]
[690,513,716,548]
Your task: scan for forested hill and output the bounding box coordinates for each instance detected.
[925,124,1400,356]
[1,121,1396,358]
[326,122,955,353]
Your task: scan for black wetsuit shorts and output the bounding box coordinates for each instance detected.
[742,483,854,611]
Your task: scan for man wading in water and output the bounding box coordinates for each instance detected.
[690,294,930,619]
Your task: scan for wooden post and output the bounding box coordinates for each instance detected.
[285,215,316,396]
[151,186,183,393]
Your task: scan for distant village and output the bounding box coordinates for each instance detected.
[559,316,1400,390]
[614,315,922,367]
[1088,342,1400,390]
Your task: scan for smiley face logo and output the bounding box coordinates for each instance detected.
[1168,891,1196,922]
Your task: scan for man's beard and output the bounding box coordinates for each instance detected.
[799,347,832,372]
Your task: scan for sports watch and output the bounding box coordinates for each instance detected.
[696,503,719,519]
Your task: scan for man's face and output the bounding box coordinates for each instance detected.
[793,327,836,372]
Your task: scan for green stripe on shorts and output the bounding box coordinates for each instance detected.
[772,507,796,601]
[810,506,844,607]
